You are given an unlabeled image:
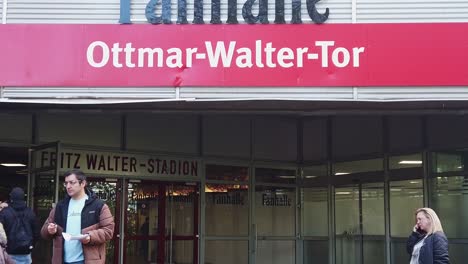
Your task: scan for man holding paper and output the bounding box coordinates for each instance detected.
[41,170,115,264]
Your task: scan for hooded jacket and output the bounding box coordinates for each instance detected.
[407,231,450,264]
[41,188,115,264]
[0,189,40,255]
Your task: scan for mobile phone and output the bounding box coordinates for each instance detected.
[416,227,425,234]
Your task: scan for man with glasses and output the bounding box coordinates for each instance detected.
[41,170,115,264]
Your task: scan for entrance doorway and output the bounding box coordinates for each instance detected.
[86,179,199,264]
[123,180,199,264]
[34,173,199,264]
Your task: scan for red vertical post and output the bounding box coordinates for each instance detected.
[157,184,166,264]
[115,179,123,264]
[193,184,199,264]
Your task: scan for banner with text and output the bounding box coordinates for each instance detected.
[1,24,468,87]
[37,149,199,178]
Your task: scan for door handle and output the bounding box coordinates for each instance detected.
[253,224,257,253]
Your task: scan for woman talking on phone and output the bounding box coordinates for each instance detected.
[407,208,450,264]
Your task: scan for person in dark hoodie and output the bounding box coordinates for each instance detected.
[407,207,450,264]
[0,187,40,264]
[41,169,115,264]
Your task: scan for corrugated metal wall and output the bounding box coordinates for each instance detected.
[5,0,468,24]
[0,0,4,23]
[4,87,468,101]
[6,0,120,23]
[1,0,468,102]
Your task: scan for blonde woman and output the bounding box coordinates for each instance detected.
[407,208,450,264]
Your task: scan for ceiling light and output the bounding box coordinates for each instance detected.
[278,175,296,179]
[0,163,26,167]
[336,192,351,195]
[305,176,317,179]
[335,172,350,175]
[398,160,422,165]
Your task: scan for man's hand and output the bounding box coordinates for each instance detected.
[81,234,91,245]
[47,223,57,235]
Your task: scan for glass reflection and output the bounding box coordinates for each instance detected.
[302,188,328,237]
[333,158,383,176]
[87,179,118,264]
[205,240,248,264]
[257,240,295,264]
[206,164,249,181]
[432,152,467,173]
[430,176,468,238]
[125,181,198,264]
[206,184,249,236]
[255,168,296,184]
[255,186,295,236]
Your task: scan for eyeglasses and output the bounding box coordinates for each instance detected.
[63,180,81,187]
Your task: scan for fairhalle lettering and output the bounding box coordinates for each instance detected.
[120,0,329,24]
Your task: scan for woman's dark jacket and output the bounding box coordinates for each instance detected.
[407,231,450,264]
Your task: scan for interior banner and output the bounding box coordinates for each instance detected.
[0,23,467,87]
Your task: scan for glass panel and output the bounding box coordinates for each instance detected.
[125,240,194,264]
[303,240,328,264]
[167,184,197,236]
[205,240,248,264]
[257,240,295,264]
[87,180,118,264]
[390,180,423,237]
[335,186,360,264]
[362,183,384,236]
[335,186,359,236]
[432,151,468,173]
[127,181,160,236]
[166,240,193,264]
[302,188,328,236]
[362,183,385,264]
[206,164,249,181]
[32,171,56,264]
[336,235,360,264]
[205,184,249,236]
[335,183,385,264]
[255,168,296,184]
[389,154,423,169]
[448,243,468,264]
[125,239,158,263]
[255,186,295,236]
[430,176,468,238]
[391,240,408,264]
[363,239,384,264]
[333,158,383,175]
[303,165,328,185]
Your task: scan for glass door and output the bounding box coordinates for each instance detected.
[253,167,297,264]
[334,182,385,264]
[124,180,199,264]
[28,142,61,264]
[86,178,122,264]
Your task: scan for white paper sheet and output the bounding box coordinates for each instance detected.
[62,232,88,241]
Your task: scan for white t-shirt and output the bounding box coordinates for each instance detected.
[410,236,427,264]
[64,195,88,263]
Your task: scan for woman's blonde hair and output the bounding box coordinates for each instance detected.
[416,207,444,234]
